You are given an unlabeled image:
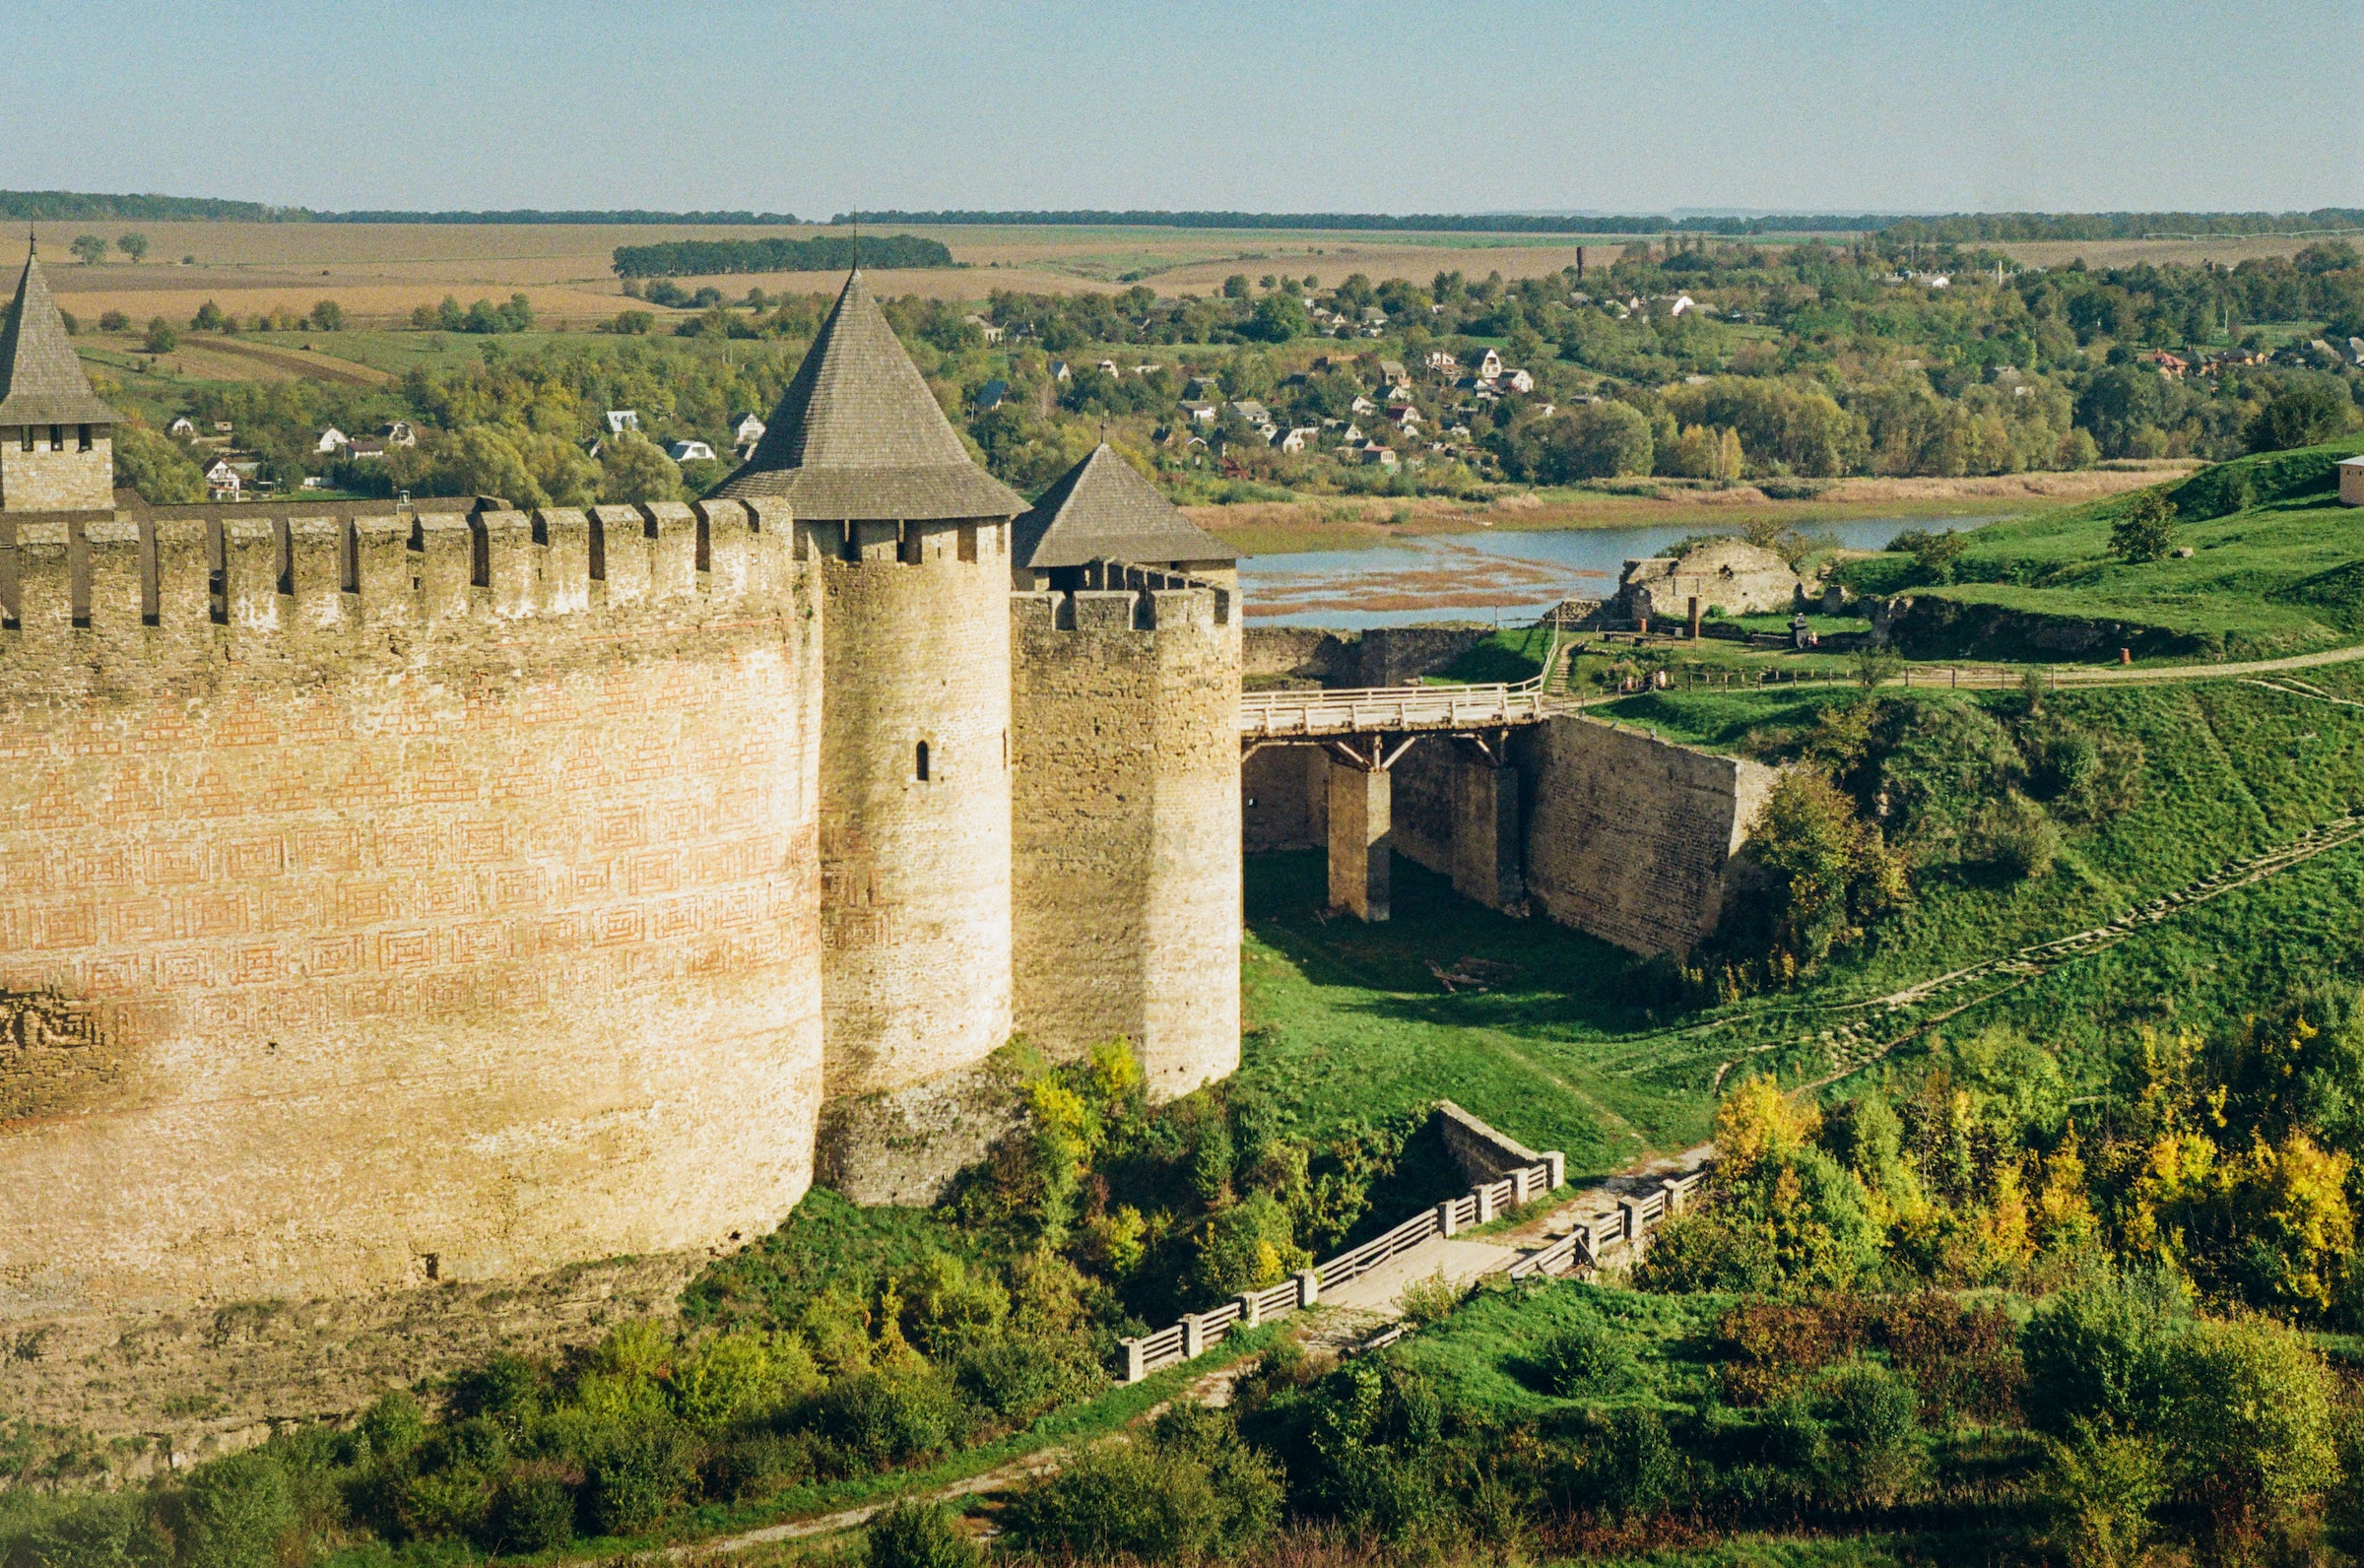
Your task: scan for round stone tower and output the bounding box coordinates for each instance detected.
[715,273,1026,1171]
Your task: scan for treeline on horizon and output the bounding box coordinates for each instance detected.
[1882,207,2364,242]
[610,233,952,279]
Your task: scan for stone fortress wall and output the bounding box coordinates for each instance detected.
[1012,587,1241,1095]
[0,496,828,1312]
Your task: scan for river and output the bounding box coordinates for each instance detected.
[1236,518,1994,628]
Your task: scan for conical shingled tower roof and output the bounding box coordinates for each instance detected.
[714,271,1023,520]
[0,245,120,427]
[1015,444,1237,570]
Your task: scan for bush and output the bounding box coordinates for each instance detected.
[485,1470,576,1554]
[580,1420,699,1538]
[1632,1209,1780,1295]
[2041,1425,2167,1568]
[1589,1405,1683,1517]
[863,1499,982,1568]
[2018,1265,2186,1437]
[1877,1294,2025,1424]
[164,1452,295,1568]
[808,1368,969,1470]
[2157,1314,2336,1528]
[1534,1311,1631,1397]
[1820,1359,1923,1507]
[1962,791,2062,880]
[1006,1413,1280,1563]
[2109,490,2177,563]
[1397,1270,1464,1328]
[952,1334,1103,1424]
[6,1492,168,1568]
[1714,1297,1871,1405]
[354,1390,427,1465]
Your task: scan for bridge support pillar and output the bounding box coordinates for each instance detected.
[1451,755,1525,912]
[1327,757,1392,922]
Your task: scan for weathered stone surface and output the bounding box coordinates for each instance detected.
[1012,588,1241,1099]
[1327,759,1392,921]
[1520,717,1781,956]
[0,501,826,1311]
[1616,538,1803,623]
[816,1062,1027,1207]
[0,433,112,512]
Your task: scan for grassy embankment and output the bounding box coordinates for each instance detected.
[1830,439,2364,663]
[1240,673,2364,1171]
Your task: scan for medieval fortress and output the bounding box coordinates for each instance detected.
[0,249,1775,1325]
[0,256,1240,1310]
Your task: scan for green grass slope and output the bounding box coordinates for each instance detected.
[1836,439,2364,662]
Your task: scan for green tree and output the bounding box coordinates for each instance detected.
[115,231,149,263]
[69,233,106,265]
[439,426,547,506]
[2110,490,2176,562]
[142,317,179,355]
[1222,273,1251,300]
[598,434,684,504]
[114,425,206,504]
[2158,1315,2337,1530]
[863,1499,982,1568]
[2245,378,2353,452]
[164,1452,294,1568]
[1245,293,1308,343]
[190,299,227,332]
[1525,401,1654,481]
[309,298,345,332]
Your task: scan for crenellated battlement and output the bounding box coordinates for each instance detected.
[1011,585,1231,635]
[0,495,802,672]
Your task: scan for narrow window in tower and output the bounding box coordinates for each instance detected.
[50,425,66,452]
[15,426,29,452]
[78,425,93,452]
[915,741,931,782]
[957,523,977,563]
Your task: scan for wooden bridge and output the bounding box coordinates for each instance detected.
[1238,633,1566,924]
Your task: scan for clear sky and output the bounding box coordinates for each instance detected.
[3,0,2355,217]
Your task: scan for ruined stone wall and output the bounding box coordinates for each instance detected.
[0,433,112,513]
[808,519,1013,1111]
[1519,716,1780,957]
[1013,588,1240,1099]
[0,497,825,1312]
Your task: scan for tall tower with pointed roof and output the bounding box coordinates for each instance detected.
[0,243,120,513]
[716,272,1026,1157]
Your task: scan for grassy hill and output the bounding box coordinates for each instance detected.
[1833,439,2364,662]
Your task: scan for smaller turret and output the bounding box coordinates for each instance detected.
[0,240,120,513]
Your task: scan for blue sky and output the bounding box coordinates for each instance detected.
[3,0,2355,216]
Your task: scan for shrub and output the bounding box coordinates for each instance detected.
[952,1334,1103,1424]
[451,1352,544,1431]
[1005,1423,1280,1564]
[353,1390,427,1466]
[710,1430,819,1502]
[164,1452,295,1568]
[485,1470,576,1554]
[580,1420,699,1538]
[863,1499,982,1568]
[2041,1424,2166,1568]
[1877,1294,2025,1424]
[1715,1297,1872,1405]
[1820,1359,1923,1507]
[2019,1266,2187,1438]
[1632,1209,1780,1294]
[1190,1189,1309,1297]
[2110,490,2177,562]
[1397,1270,1464,1328]
[2157,1314,2336,1528]
[1963,792,2062,880]
[671,1331,818,1431]
[1534,1311,1631,1397]
[1590,1405,1683,1517]
[6,1492,168,1568]
[808,1368,969,1470]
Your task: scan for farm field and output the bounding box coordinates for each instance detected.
[13,219,2335,330]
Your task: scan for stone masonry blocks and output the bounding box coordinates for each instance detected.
[1327,757,1392,922]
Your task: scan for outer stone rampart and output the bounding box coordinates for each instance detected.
[1519,716,1779,956]
[0,497,825,1311]
[1013,587,1240,1096]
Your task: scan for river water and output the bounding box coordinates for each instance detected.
[1238,518,1988,628]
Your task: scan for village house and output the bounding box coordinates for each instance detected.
[1349,394,1377,416]
[1360,441,1398,469]
[1181,401,1216,424]
[344,438,386,461]
[165,415,197,437]
[668,439,717,463]
[1185,375,1222,401]
[605,410,640,434]
[1500,367,1535,394]
[1226,399,1273,427]
[381,420,419,447]
[973,379,1009,413]
[963,312,1005,344]
[1470,348,1503,379]
[1095,359,1121,377]
[1049,360,1072,382]
[2138,351,2189,378]
[1275,426,1316,453]
[199,454,242,499]
[313,426,349,454]
[1423,350,1457,371]
[729,413,767,448]
[1378,359,1411,388]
